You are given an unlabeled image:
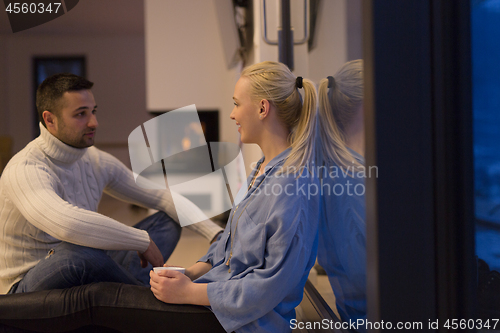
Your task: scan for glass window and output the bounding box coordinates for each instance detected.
[33,57,86,137]
[472,0,500,319]
[472,0,500,273]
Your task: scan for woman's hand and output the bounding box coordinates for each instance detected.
[162,263,184,269]
[150,270,210,306]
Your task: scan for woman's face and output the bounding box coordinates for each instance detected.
[230,77,262,144]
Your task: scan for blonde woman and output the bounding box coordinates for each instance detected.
[316,59,367,326]
[0,61,319,333]
[149,61,319,333]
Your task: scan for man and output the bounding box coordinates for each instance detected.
[0,73,222,294]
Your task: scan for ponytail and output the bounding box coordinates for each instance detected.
[241,61,318,176]
[317,59,364,171]
[282,78,317,175]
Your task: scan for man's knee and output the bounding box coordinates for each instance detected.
[150,211,182,239]
[51,243,111,270]
[18,243,114,292]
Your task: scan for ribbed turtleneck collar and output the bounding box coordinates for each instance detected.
[37,123,87,164]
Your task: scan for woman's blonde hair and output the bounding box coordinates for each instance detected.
[241,61,317,174]
[318,59,364,170]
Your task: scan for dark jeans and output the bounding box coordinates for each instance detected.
[10,211,181,293]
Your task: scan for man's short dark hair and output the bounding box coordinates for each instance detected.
[36,73,94,127]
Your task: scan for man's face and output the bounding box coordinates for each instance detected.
[51,90,98,148]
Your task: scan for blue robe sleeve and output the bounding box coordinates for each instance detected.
[206,208,315,332]
[197,231,224,265]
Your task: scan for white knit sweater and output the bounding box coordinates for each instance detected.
[0,124,222,294]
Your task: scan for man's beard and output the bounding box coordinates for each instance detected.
[57,120,95,149]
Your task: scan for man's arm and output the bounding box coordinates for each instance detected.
[100,150,223,241]
[1,160,151,252]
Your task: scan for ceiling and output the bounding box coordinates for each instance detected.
[0,0,144,35]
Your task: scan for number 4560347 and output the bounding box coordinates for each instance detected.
[5,2,62,14]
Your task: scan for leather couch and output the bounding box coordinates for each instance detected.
[0,282,226,333]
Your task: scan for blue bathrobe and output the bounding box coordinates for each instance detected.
[195,148,320,333]
[317,149,367,328]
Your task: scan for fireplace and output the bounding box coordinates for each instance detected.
[141,109,241,223]
[148,109,219,174]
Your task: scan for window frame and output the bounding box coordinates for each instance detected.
[363,0,475,327]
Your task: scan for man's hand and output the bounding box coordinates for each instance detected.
[137,238,164,268]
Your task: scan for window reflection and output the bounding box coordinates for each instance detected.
[315,60,367,330]
[472,0,500,319]
[472,0,500,272]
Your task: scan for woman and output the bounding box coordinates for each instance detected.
[0,61,319,333]
[316,59,367,327]
[149,61,320,332]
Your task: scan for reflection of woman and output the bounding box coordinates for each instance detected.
[149,61,320,332]
[316,60,367,326]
